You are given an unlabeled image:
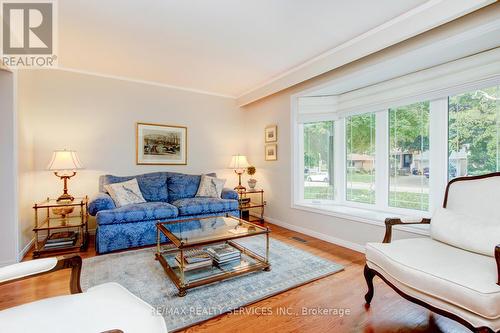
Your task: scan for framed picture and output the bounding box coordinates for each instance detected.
[265,144,277,161]
[265,125,277,143]
[136,122,187,165]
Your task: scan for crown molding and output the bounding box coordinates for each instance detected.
[52,67,236,99]
[236,0,495,106]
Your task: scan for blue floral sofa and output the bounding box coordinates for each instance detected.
[88,172,239,253]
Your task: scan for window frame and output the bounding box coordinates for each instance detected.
[292,79,500,220]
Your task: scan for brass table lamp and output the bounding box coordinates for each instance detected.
[47,150,84,202]
[229,154,250,191]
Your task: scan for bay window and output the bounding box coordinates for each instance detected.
[293,53,500,219]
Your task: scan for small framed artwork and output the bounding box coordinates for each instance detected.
[136,122,187,165]
[265,144,277,161]
[265,125,277,143]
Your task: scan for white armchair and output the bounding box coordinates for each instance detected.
[0,254,167,333]
[364,173,500,333]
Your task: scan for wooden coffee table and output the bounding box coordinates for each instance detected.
[155,215,270,297]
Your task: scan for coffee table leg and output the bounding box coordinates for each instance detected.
[264,231,271,271]
[179,248,186,295]
[155,228,160,260]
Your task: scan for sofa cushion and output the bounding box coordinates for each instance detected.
[171,197,238,216]
[0,282,167,333]
[167,173,215,202]
[431,207,500,257]
[104,179,146,208]
[366,238,500,320]
[99,172,168,202]
[196,174,226,198]
[96,202,178,225]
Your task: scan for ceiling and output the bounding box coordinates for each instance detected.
[56,0,494,100]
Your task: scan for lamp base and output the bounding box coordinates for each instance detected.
[234,185,246,191]
[233,171,246,192]
[56,193,74,202]
[54,171,77,202]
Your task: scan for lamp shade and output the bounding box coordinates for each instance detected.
[228,155,249,169]
[47,150,84,171]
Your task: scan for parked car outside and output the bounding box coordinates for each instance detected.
[306,172,329,182]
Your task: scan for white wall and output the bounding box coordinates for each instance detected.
[17,69,246,252]
[17,72,35,258]
[0,69,18,265]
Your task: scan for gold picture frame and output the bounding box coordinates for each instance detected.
[265,125,277,143]
[265,144,277,161]
[136,122,187,165]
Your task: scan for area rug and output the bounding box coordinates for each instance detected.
[81,235,344,332]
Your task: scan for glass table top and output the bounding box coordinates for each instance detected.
[34,197,88,208]
[158,216,267,246]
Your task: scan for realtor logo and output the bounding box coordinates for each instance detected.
[1,1,57,67]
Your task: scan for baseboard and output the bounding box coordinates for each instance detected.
[16,237,35,262]
[264,216,366,253]
[2,236,34,265]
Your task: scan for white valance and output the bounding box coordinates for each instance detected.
[297,47,500,122]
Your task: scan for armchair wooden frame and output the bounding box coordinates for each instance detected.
[0,254,83,294]
[364,172,500,333]
[0,254,123,333]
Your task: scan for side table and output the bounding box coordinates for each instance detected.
[237,189,266,223]
[32,196,89,258]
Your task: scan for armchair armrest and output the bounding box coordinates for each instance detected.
[0,254,82,294]
[383,217,431,243]
[221,188,238,200]
[496,244,500,286]
[89,192,116,216]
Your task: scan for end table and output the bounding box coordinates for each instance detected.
[32,196,89,258]
[238,189,266,223]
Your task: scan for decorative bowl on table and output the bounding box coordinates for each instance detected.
[52,206,75,221]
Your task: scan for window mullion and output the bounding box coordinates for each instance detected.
[335,119,345,204]
[429,98,448,211]
[297,123,305,203]
[375,111,389,210]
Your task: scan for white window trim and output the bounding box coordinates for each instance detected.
[291,75,500,229]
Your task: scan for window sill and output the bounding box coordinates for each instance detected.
[292,202,430,236]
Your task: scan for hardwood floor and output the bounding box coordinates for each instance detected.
[0,223,468,333]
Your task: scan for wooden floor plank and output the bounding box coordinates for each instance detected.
[0,223,468,333]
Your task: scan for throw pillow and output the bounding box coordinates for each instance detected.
[431,207,500,257]
[104,178,146,208]
[195,174,226,198]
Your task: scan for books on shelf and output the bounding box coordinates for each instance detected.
[172,245,243,270]
[206,244,241,264]
[46,231,76,243]
[175,249,212,271]
[44,231,78,249]
[238,198,251,205]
